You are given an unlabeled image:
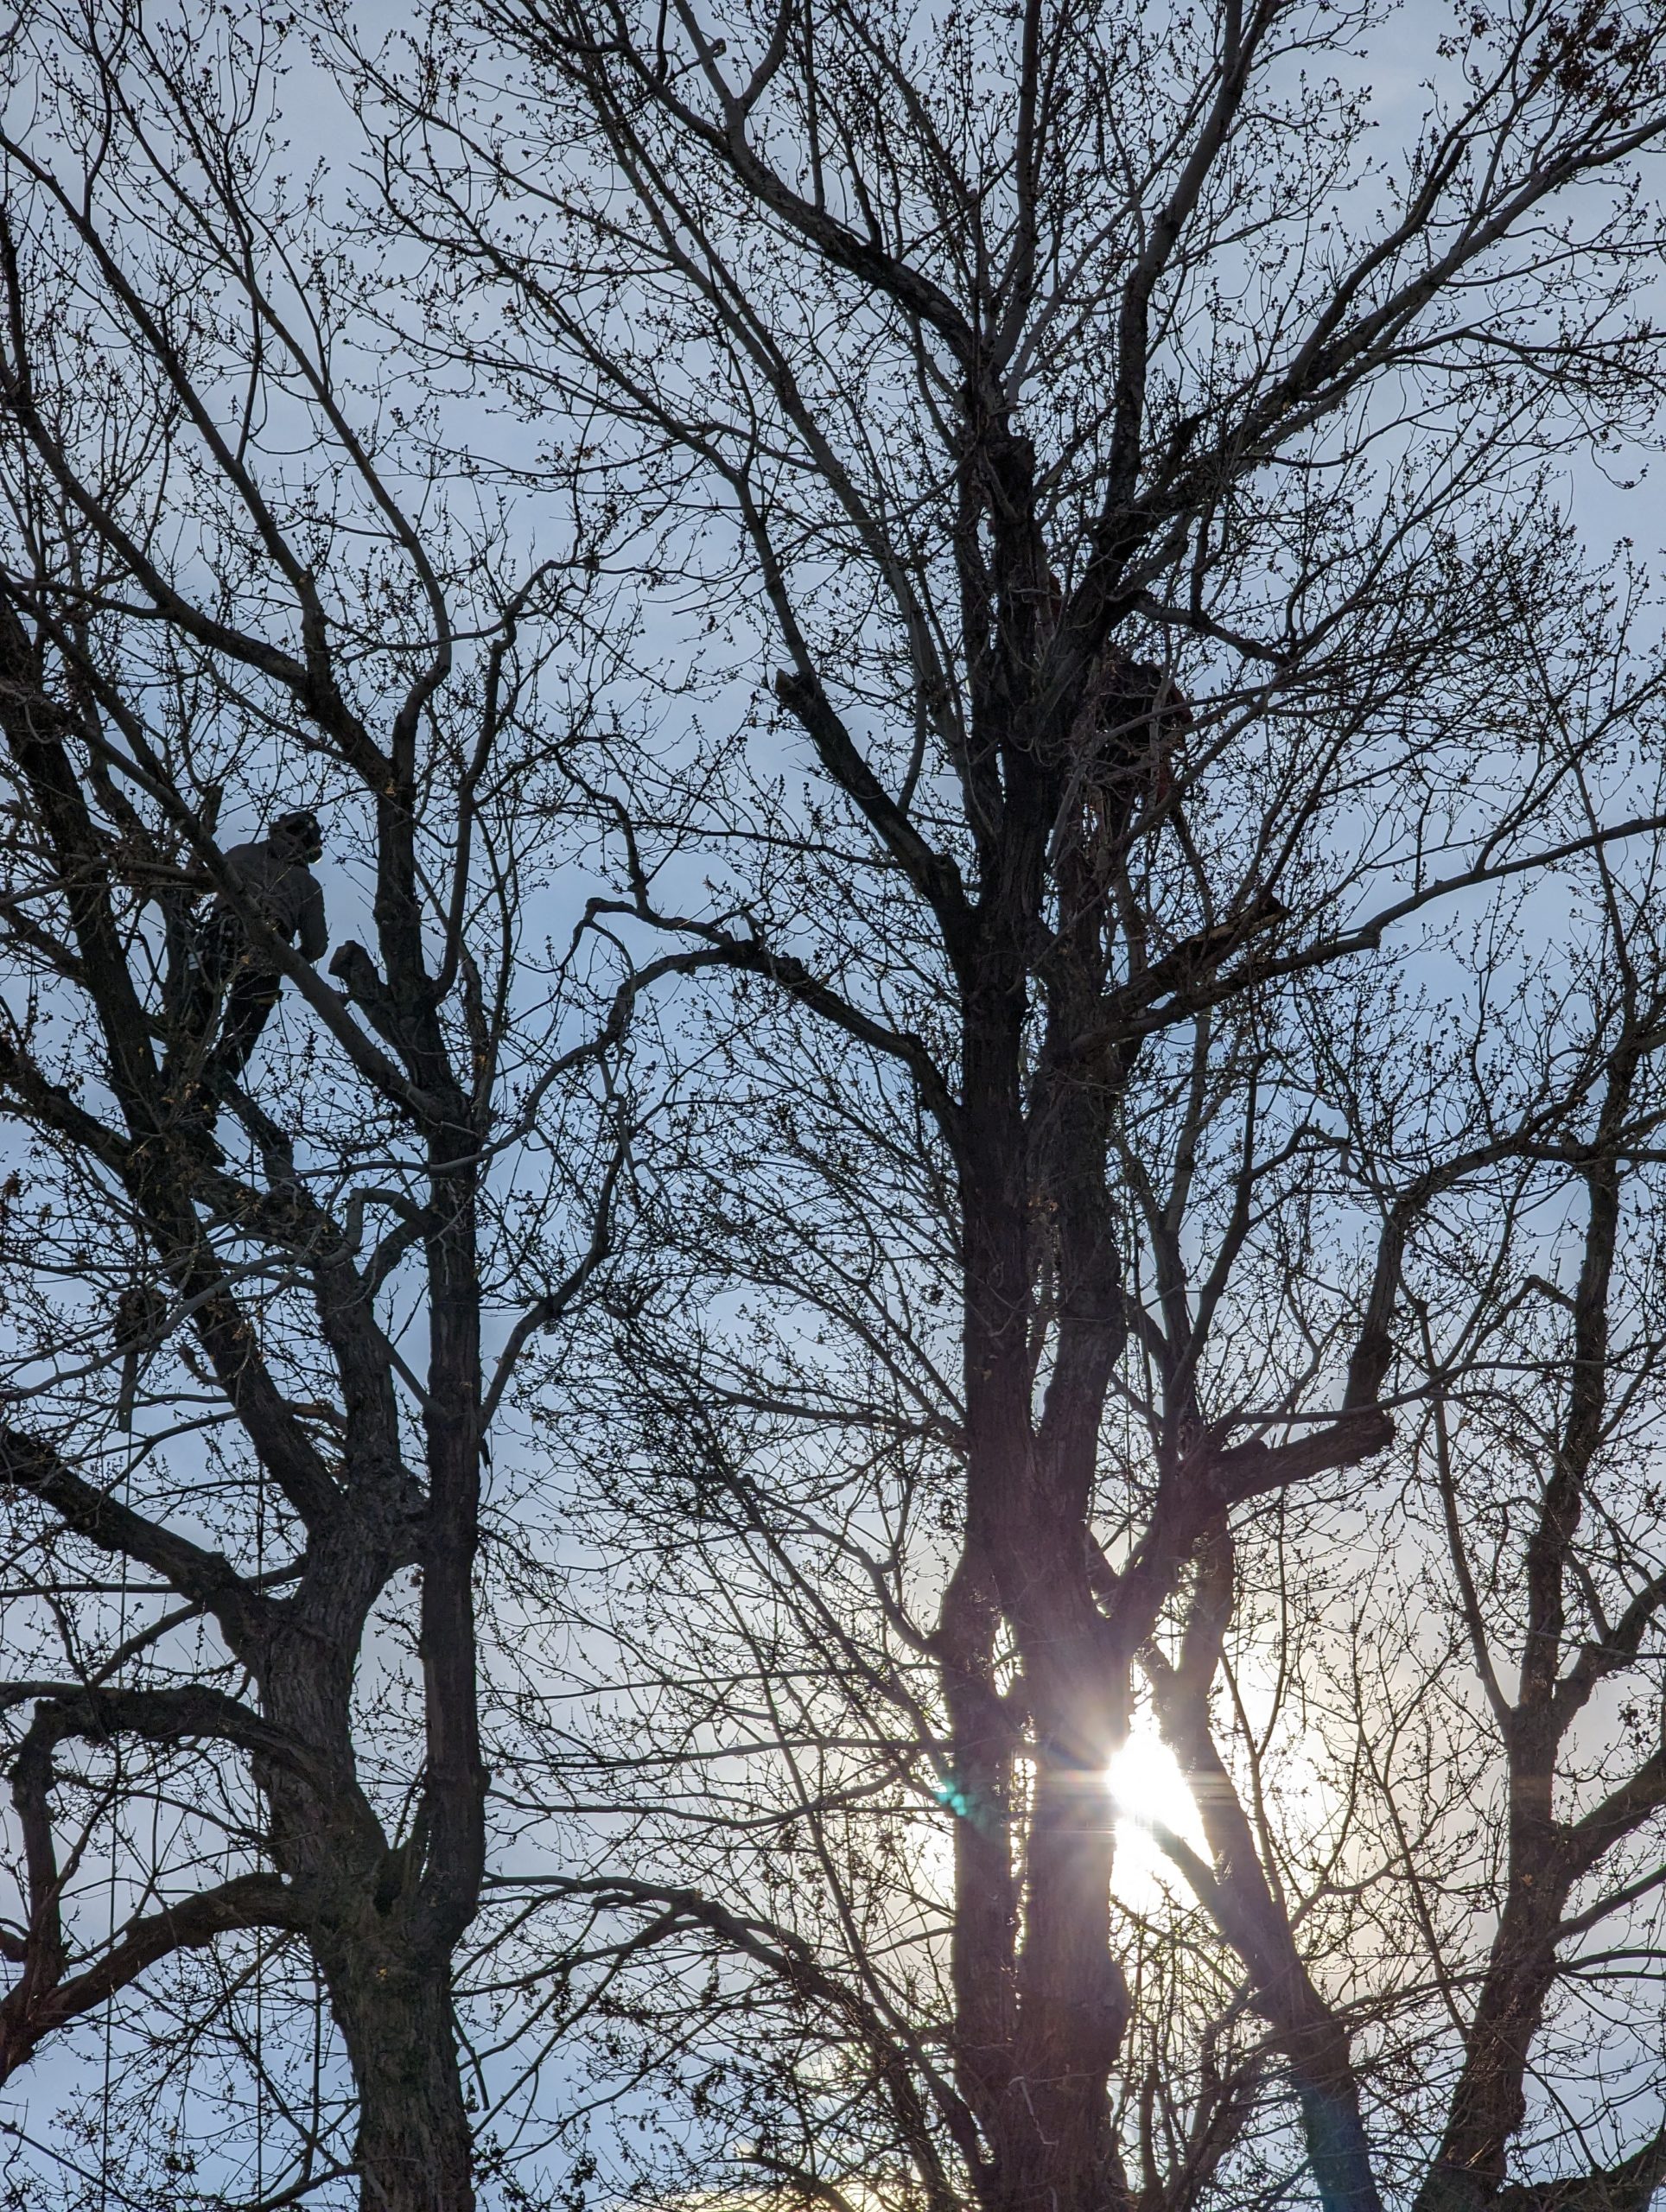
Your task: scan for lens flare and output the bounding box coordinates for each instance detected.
[1106,1722,1206,1910]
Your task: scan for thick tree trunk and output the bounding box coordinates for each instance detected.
[331,1955,474,2212]
[952,956,1132,2212]
[260,1619,478,2212]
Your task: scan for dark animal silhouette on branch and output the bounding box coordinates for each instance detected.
[1068,647,1288,984]
[175,809,327,1109]
[1079,648,1192,856]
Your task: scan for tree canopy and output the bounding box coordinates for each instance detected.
[4,1,1666,2209]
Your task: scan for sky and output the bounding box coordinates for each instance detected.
[6,0,1666,2202]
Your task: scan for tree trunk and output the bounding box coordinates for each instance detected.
[1413,1899,1565,2212]
[330,1952,475,2212]
[952,951,1133,2212]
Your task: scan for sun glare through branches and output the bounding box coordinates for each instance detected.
[1107,1725,1209,1912]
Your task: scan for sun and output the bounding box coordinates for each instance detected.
[1107,1726,1203,1837]
[1105,1720,1207,1910]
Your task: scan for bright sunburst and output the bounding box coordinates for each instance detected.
[1106,1722,1208,1910]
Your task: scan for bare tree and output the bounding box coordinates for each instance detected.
[502,803,1666,2212]
[337,3,1666,2212]
[0,9,643,2205]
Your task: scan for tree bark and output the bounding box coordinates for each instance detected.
[328,1949,475,2212]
